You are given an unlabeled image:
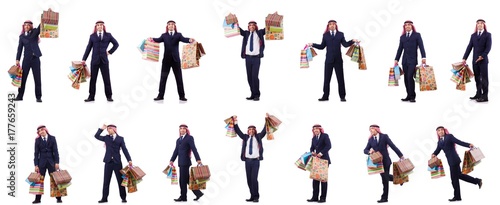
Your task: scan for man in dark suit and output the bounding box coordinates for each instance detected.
[32,125,61,204]
[307,124,331,203]
[239,20,266,101]
[82,20,119,102]
[432,126,482,202]
[394,20,426,103]
[15,20,43,103]
[150,20,194,102]
[309,20,357,102]
[233,114,268,202]
[169,124,204,202]
[363,124,404,203]
[462,19,492,102]
[94,124,132,203]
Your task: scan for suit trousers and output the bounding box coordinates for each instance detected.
[158,54,185,98]
[312,164,329,200]
[245,56,261,98]
[323,62,346,99]
[179,166,203,199]
[245,158,260,199]
[450,163,480,199]
[89,62,113,98]
[101,161,126,201]
[35,162,61,201]
[18,56,42,99]
[402,63,417,99]
[380,162,394,200]
[472,61,489,99]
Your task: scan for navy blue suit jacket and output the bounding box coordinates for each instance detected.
[152,32,190,63]
[395,32,426,65]
[170,134,201,167]
[234,124,267,161]
[34,135,59,167]
[364,134,403,166]
[312,31,354,64]
[17,24,42,60]
[239,27,266,58]
[433,134,470,166]
[82,32,119,65]
[463,31,492,63]
[310,133,332,164]
[94,129,132,164]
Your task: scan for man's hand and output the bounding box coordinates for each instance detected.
[422,59,427,65]
[169,161,174,166]
[394,60,398,65]
[55,163,59,170]
[369,148,374,154]
[469,144,475,148]
[317,153,323,158]
[128,161,133,166]
[197,160,202,165]
[35,166,39,172]
[431,154,436,158]
[475,56,483,63]
[101,124,107,130]
[15,60,20,66]
[189,38,195,43]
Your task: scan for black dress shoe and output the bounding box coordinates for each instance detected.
[154,97,164,101]
[306,198,318,202]
[340,98,346,102]
[409,99,416,103]
[174,198,187,202]
[194,193,204,201]
[252,199,259,202]
[57,199,63,203]
[470,95,480,100]
[36,98,42,103]
[246,96,254,100]
[377,199,388,203]
[478,179,483,189]
[318,199,326,203]
[13,97,23,101]
[448,198,461,202]
[246,198,254,202]
[253,97,260,101]
[84,98,95,102]
[98,200,108,203]
[122,199,127,203]
[179,97,188,101]
[32,200,41,204]
[318,98,329,101]
[476,98,488,102]
[107,98,114,102]
[401,97,410,101]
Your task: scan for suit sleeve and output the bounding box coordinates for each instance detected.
[33,24,41,36]
[94,128,106,141]
[450,134,470,148]
[258,123,267,140]
[363,140,371,155]
[310,139,315,153]
[108,33,119,54]
[120,137,132,162]
[234,124,245,140]
[319,134,331,154]
[341,34,354,47]
[258,28,266,36]
[152,34,164,42]
[386,135,403,157]
[239,27,245,36]
[82,36,93,61]
[483,33,492,58]
[432,141,442,156]
[462,35,473,60]
[34,139,39,166]
[189,136,201,161]
[170,141,179,162]
[179,33,190,43]
[312,35,326,50]
[417,33,426,58]
[52,136,60,164]
[16,37,23,61]
[395,37,403,61]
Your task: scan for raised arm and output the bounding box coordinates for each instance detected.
[94,128,106,142]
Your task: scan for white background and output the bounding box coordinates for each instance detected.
[1,0,499,204]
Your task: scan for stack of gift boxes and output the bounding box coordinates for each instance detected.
[40,9,59,38]
[265,12,284,40]
[223,13,239,38]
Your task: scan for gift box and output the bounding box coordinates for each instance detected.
[40,8,59,38]
[395,158,415,174]
[265,12,284,40]
[191,165,211,180]
[181,42,205,69]
[370,151,383,164]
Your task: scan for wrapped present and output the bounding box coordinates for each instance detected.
[224,116,237,138]
[395,158,415,174]
[28,172,41,183]
[265,114,282,140]
[29,175,44,195]
[428,157,439,168]
[393,162,409,185]
[181,42,205,69]
[40,9,59,38]
[142,40,160,62]
[265,12,284,40]
[309,157,328,182]
[51,170,72,185]
[416,65,437,91]
[367,157,384,175]
[428,159,446,179]
[370,151,383,164]
[189,168,206,190]
[225,13,238,24]
[192,165,211,180]
[10,65,23,87]
[469,147,485,163]
[49,175,67,197]
[130,166,146,180]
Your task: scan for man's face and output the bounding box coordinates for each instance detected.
[476,21,485,31]
[328,22,336,31]
[248,23,256,32]
[107,127,115,135]
[313,127,321,136]
[96,23,104,32]
[369,127,378,136]
[37,128,46,136]
[248,128,256,136]
[167,22,175,31]
[179,127,187,135]
[24,23,32,32]
[437,128,445,137]
[404,23,413,32]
